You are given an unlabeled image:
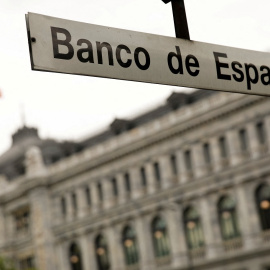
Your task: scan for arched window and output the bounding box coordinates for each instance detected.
[184,207,204,249]
[152,216,170,258]
[256,184,270,230]
[69,242,83,270]
[218,196,240,240]
[95,235,110,270]
[122,226,139,265]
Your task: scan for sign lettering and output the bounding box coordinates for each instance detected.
[26,13,270,96]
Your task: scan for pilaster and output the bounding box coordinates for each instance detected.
[0,206,5,247]
[165,203,188,267]
[199,196,222,259]
[209,136,224,173]
[79,234,91,270]
[77,186,87,218]
[236,184,256,249]
[88,233,98,270]
[145,162,156,194]
[192,143,205,179]
[103,178,114,209]
[116,173,127,204]
[30,187,56,270]
[135,215,155,270]
[90,181,99,214]
[66,192,73,222]
[56,241,70,270]
[264,114,270,152]
[106,225,122,270]
[129,166,142,200]
[226,129,242,166]
[158,154,173,189]
[175,149,190,184]
[247,122,262,159]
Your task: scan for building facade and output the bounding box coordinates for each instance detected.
[0,90,270,270]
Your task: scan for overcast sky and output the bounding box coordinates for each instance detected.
[0,0,269,155]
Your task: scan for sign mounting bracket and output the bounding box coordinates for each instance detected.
[162,0,190,40]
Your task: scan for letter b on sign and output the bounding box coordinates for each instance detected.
[51,27,74,60]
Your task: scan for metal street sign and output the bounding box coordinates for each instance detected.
[26,13,270,96]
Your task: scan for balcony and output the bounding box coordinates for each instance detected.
[223,237,243,252]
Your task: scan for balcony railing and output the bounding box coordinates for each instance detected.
[155,255,171,266]
[223,237,243,252]
[125,263,140,270]
[189,247,206,260]
[261,229,270,242]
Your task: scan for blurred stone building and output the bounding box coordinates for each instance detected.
[0,90,270,270]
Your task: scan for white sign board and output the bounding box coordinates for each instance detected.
[26,13,270,96]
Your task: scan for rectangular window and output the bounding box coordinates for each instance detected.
[124,173,131,193]
[239,128,248,151]
[19,256,34,270]
[203,143,211,164]
[97,182,103,201]
[71,193,77,211]
[140,167,147,187]
[14,208,30,233]
[112,178,118,196]
[256,122,266,145]
[61,197,66,216]
[184,150,192,171]
[85,187,91,206]
[170,154,178,175]
[219,136,228,158]
[153,162,161,183]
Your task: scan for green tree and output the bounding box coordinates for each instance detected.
[0,257,16,270]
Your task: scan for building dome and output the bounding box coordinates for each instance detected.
[0,126,82,180]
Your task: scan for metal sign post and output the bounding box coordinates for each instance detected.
[162,0,190,40]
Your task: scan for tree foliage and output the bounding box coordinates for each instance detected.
[0,257,16,270]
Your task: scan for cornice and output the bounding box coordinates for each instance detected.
[48,94,266,185]
[0,94,267,204]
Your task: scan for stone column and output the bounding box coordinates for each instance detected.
[116,173,127,204]
[30,187,56,270]
[247,122,262,159]
[103,178,114,209]
[226,128,242,166]
[135,215,155,270]
[158,155,173,189]
[145,162,156,194]
[90,182,99,213]
[199,196,222,259]
[129,166,142,200]
[165,203,188,267]
[192,143,205,179]
[79,234,91,270]
[175,149,189,184]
